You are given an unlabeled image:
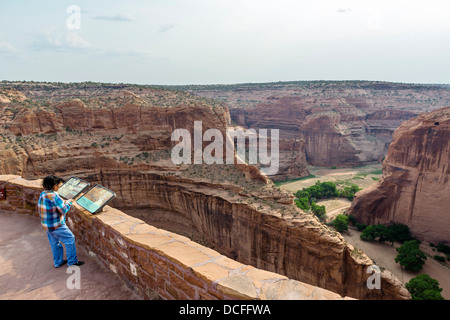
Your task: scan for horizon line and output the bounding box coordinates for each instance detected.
[2,79,450,87]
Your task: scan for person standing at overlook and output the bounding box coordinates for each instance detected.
[38,175,84,268]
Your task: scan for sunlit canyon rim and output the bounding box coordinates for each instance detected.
[1,80,449,299]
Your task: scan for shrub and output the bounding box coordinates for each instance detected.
[359,223,412,244]
[338,183,362,201]
[360,224,388,242]
[294,197,310,211]
[437,243,450,254]
[406,274,444,300]
[387,223,413,243]
[333,214,349,233]
[356,223,367,231]
[395,240,427,272]
[433,255,445,262]
[311,202,326,221]
[347,214,356,225]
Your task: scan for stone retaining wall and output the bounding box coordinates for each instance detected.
[0,175,352,300]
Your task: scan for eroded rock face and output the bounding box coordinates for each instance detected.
[349,107,450,243]
[82,170,410,300]
[0,86,410,299]
[0,89,27,103]
[229,98,420,168]
[194,82,450,170]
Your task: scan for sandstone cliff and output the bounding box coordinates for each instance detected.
[82,169,410,300]
[191,81,449,171]
[0,84,410,299]
[229,96,419,168]
[349,107,450,243]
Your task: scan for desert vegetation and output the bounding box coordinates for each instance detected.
[293,180,361,222]
[406,274,445,300]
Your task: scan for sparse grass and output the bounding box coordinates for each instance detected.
[273,174,316,187]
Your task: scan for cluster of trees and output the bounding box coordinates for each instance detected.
[294,197,326,221]
[295,181,361,201]
[395,240,427,272]
[294,181,361,221]
[348,219,428,272]
[356,222,428,271]
[346,217,446,299]
[406,274,445,300]
[357,223,415,244]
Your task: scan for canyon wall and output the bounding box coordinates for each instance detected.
[0,86,411,299]
[0,175,354,300]
[70,169,409,300]
[0,93,230,179]
[349,107,450,244]
[229,99,418,168]
[191,81,449,172]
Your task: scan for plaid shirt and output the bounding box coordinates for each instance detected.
[38,190,72,231]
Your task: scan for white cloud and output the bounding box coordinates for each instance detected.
[159,24,175,33]
[0,41,17,53]
[30,27,92,52]
[66,32,92,50]
[92,13,134,22]
[101,47,152,58]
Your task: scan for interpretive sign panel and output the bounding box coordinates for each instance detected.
[57,177,90,200]
[76,184,116,214]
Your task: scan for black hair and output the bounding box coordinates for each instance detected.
[42,175,65,191]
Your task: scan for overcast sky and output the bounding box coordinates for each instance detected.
[0,0,449,85]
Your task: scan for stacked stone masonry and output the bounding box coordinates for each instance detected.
[0,175,353,300]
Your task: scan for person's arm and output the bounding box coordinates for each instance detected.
[52,193,72,215]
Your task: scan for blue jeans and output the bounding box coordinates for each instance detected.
[47,224,79,267]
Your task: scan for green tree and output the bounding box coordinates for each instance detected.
[395,240,427,272]
[320,181,338,198]
[294,189,310,199]
[347,215,356,225]
[307,182,324,199]
[311,202,326,221]
[333,214,349,233]
[406,274,445,300]
[387,223,413,243]
[339,183,362,201]
[360,225,386,241]
[295,197,310,211]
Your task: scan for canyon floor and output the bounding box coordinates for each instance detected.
[278,163,383,222]
[343,228,450,300]
[279,165,450,299]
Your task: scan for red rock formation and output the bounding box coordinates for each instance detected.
[275,138,310,181]
[82,170,409,300]
[0,89,27,103]
[0,87,411,299]
[301,113,361,166]
[349,107,450,243]
[229,96,420,168]
[195,81,450,170]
